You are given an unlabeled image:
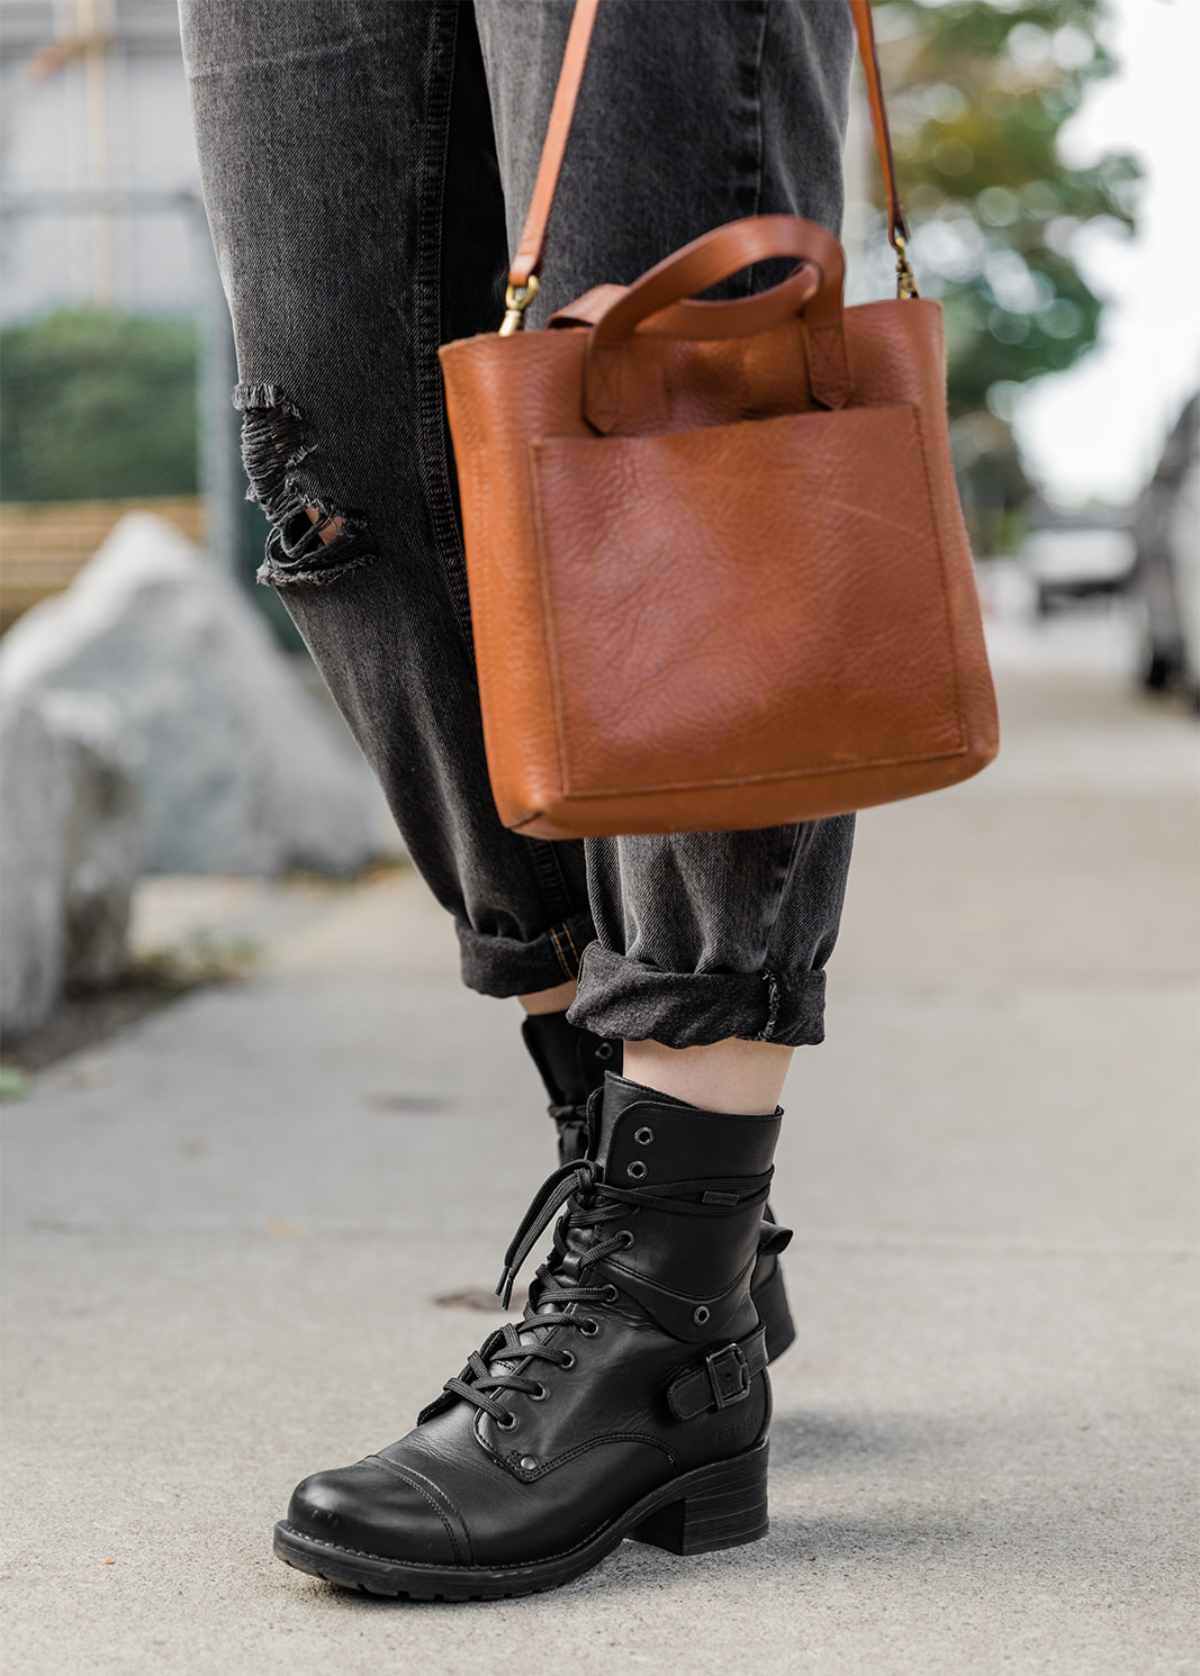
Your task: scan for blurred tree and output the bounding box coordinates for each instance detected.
[871,0,1143,549]
[1,309,198,502]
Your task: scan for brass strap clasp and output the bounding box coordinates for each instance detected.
[499,275,541,336]
[894,231,919,300]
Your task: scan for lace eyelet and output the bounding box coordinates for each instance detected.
[529,1383,548,1401]
[595,1041,614,1061]
[626,1159,647,1181]
[496,1411,518,1431]
[634,1126,654,1146]
[578,1317,600,1337]
[559,1350,576,1370]
[601,1283,619,1303]
[619,1230,635,1249]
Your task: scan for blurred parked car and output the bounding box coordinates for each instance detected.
[1019,489,1136,617]
[1131,394,1200,712]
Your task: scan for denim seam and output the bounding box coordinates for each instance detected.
[525,831,580,921]
[185,32,390,83]
[416,12,578,930]
[457,911,596,998]
[548,924,572,982]
[413,2,473,650]
[740,0,769,297]
[753,822,807,1042]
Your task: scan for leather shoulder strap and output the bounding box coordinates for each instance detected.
[848,0,909,244]
[508,0,600,287]
[508,0,909,291]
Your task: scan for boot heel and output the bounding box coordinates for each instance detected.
[632,1446,769,1556]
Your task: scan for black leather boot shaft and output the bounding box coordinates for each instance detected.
[520,1010,620,1163]
[586,1074,782,1345]
[521,1023,796,1363]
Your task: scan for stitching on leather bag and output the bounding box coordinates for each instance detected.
[910,403,968,750]
[589,346,621,432]
[529,438,573,800]
[556,742,971,801]
[807,323,852,407]
[449,356,536,819]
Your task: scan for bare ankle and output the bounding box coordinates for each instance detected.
[621,1037,792,1115]
[518,979,578,1016]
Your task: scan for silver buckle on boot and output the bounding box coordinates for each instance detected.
[705,1343,750,1409]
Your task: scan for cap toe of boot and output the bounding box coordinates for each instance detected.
[286,1457,465,1566]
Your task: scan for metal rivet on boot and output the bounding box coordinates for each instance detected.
[519,1456,538,1472]
[626,1160,647,1180]
[693,1305,711,1325]
[634,1126,654,1146]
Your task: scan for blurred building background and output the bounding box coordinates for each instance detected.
[2,0,204,316]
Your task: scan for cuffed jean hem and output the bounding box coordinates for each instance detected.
[567,946,827,1050]
[456,911,597,999]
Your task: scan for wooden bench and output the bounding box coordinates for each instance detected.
[0,497,205,632]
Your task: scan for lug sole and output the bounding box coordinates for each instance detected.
[751,1257,796,1364]
[273,1439,768,1602]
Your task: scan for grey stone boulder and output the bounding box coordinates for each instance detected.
[0,691,142,1041]
[0,696,68,1038]
[0,513,398,876]
[46,692,144,989]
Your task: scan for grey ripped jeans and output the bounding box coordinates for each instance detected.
[180,0,857,1050]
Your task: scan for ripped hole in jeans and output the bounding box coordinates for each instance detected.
[233,382,377,589]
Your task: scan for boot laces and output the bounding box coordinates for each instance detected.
[440,1161,638,1430]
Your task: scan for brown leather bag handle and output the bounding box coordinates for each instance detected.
[507,0,913,300]
[548,267,818,338]
[584,216,849,433]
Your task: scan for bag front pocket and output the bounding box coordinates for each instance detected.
[529,402,968,801]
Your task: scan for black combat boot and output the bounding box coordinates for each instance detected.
[521,1011,796,1362]
[274,1074,789,1600]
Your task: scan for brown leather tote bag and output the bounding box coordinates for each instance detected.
[439,0,999,840]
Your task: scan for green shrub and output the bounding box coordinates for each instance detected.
[1,308,198,502]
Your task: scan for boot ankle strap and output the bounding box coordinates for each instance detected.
[665,1326,768,1421]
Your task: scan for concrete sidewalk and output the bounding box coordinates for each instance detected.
[4,614,1198,1675]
